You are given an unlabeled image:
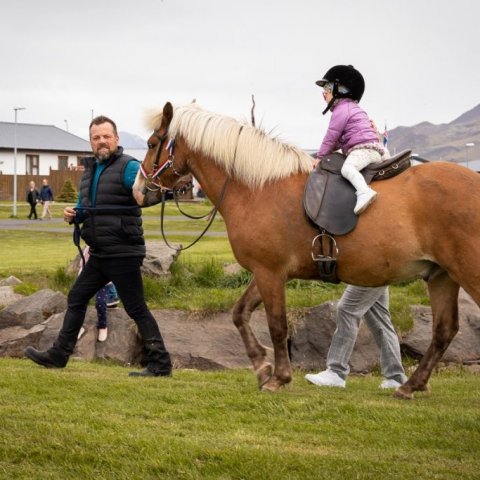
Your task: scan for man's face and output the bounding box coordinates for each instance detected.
[90,122,119,162]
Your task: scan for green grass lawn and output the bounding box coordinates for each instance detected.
[0,359,479,480]
[0,208,477,479]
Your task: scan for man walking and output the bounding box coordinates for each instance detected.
[25,116,172,377]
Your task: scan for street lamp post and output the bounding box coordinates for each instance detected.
[465,142,475,169]
[13,107,26,218]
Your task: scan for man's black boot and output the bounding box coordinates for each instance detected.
[24,347,68,369]
[129,338,172,377]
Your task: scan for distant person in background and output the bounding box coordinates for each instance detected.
[39,178,54,220]
[25,115,172,377]
[26,181,40,220]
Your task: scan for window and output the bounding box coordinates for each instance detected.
[76,155,88,171]
[58,155,69,171]
[26,155,39,175]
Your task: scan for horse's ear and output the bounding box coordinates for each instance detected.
[163,102,174,124]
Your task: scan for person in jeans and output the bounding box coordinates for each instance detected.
[39,178,54,219]
[25,115,172,377]
[305,285,407,389]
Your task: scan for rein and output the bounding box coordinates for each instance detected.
[159,177,229,251]
[171,188,216,220]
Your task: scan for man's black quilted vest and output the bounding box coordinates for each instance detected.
[79,149,145,258]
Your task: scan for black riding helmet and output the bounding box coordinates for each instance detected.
[316,65,365,114]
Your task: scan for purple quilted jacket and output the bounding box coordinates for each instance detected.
[317,98,381,158]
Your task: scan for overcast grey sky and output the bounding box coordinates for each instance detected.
[1,0,479,149]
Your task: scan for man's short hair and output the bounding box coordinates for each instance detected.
[89,116,118,136]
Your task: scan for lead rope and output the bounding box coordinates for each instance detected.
[159,177,229,251]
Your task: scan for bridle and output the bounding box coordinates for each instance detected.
[139,129,179,192]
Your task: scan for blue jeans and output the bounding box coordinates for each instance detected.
[326,285,406,384]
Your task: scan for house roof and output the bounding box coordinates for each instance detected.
[0,122,91,153]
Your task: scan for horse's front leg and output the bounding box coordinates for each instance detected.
[254,270,291,392]
[232,279,273,388]
[395,271,459,400]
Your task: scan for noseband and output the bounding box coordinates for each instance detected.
[140,130,179,192]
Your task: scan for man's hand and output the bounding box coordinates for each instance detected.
[63,206,76,224]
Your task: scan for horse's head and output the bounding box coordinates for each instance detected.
[133,102,192,206]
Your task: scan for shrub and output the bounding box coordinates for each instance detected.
[56,179,78,203]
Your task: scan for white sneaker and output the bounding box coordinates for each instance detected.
[380,378,403,389]
[305,369,346,388]
[97,328,108,342]
[77,327,86,340]
[354,188,377,215]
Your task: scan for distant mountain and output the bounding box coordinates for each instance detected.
[388,104,480,163]
[119,131,147,149]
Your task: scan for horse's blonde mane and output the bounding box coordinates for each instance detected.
[149,103,313,189]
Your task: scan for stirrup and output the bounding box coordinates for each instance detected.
[311,232,338,262]
[311,232,340,284]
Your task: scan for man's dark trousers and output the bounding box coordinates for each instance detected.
[52,255,171,374]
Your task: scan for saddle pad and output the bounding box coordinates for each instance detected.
[304,155,357,235]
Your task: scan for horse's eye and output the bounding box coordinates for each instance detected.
[147,143,155,150]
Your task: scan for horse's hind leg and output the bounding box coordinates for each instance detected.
[395,270,459,400]
[232,279,273,388]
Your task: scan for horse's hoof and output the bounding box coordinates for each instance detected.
[256,364,273,389]
[416,384,430,392]
[392,387,413,400]
[260,383,278,393]
[260,378,283,393]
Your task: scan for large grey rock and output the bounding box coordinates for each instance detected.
[153,309,273,369]
[2,287,479,372]
[402,290,480,363]
[0,286,23,307]
[0,289,67,328]
[35,308,142,365]
[290,302,381,373]
[0,323,46,357]
[142,241,181,277]
[65,241,181,278]
[0,276,22,287]
[75,307,142,364]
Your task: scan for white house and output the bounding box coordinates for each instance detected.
[0,122,92,175]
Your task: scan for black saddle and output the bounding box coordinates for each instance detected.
[304,149,412,235]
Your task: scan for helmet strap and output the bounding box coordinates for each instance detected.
[322,80,339,115]
[322,98,335,115]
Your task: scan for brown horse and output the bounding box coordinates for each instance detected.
[133,101,480,399]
